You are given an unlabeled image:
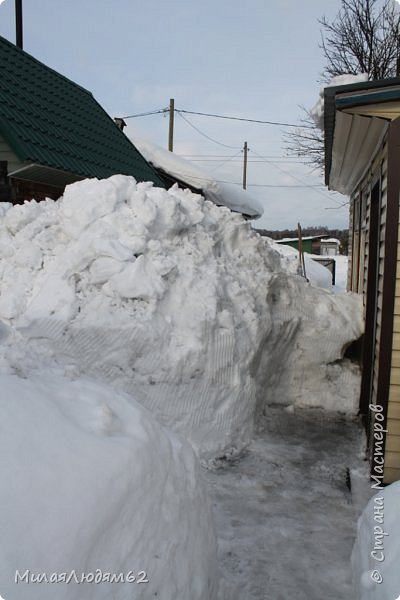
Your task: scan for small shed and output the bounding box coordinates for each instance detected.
[324,76,400,484]
[0,35,164,204]
[320,238,340,256]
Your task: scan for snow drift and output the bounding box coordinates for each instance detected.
[271,241,333,289]
[0,175,363,460]
[0,370,218,600]
[352,482,400,600]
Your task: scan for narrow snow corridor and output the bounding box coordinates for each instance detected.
[205,407,373,600]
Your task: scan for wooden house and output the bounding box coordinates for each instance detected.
[0,35,164,204]
[324,77,400,485]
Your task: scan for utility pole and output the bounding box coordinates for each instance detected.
[15,0,23,49]
[168,98,174,152]
[242,141,248,190]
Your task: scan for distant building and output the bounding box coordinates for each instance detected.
[275,235,330,255]
[0,35,164,204]
[320,238,340,256]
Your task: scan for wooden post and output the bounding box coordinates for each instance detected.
[297,222,307,280]
[15,0,23,49]
[168,98,174,152]
[297,222,303,275]
[242,141,248,190]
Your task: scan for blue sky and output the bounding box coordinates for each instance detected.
[0,0,348,229]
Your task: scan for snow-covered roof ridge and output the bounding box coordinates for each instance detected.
[131,135,264,218]
[278,235,329,243]
[322,237,340,243]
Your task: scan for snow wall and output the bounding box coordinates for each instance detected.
[0,175,363,461]
[351,482,400,599]
[0,370,218,600]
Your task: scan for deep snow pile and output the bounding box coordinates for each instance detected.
[351,482,400,599]
[0,369,218,600]
[0,175,363,460]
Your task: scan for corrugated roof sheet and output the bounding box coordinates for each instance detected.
[0,35,165,187]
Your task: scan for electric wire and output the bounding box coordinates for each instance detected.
[250,149,346,205]
[208,150,243,173]
[176,109,313,129]
[119,106,344,199]
[121,108,168,119]
[177,112,241,150]
[120,106,312,129]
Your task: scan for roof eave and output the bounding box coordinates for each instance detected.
[9,163,84,188]
[324,78,400,193]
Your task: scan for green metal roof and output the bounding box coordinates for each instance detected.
[0,35,165,187]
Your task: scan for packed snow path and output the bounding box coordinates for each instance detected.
[205,407,373,600]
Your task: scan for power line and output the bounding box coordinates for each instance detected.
[135,166,329,189]
[178,112,241,150]
[176,109,313,129]
[209,150,243,174]
[181,158,306,164]
[120,106,312,129]
[121,108,168,119]
[178,154,306,164]
[251,149,345,204]
[119,106,343,201]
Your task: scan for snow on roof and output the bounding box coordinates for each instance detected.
[311,73,369,130]
[131,135,264,219]
[277,235,328,243]
[322,238,340,244]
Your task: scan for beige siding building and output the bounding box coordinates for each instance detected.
[324,78,400,485]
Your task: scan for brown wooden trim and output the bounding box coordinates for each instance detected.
[0,160,13,202]
[372,118,400,481]
[10,178,64,203]
[349,198,355,289]
[360,177,381,416]
[355,194,362,292]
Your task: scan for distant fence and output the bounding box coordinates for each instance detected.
[311,257,336,285]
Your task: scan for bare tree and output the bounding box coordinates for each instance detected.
[285,110,325,171]
[286,0,400,171]
[320,0,400,80]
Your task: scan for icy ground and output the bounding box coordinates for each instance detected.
[206,406,373,600]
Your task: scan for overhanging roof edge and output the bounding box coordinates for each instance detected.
[324,77,400,190]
